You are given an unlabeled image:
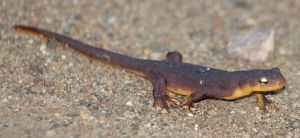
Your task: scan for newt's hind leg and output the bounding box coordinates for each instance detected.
[182,91,205,112]
[151,75,179,112]
[254,93,278,112]
[165,51,182,62]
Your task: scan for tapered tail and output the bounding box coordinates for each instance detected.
[14,25,148,77]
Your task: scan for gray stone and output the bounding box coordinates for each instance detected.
[227,28,274,62]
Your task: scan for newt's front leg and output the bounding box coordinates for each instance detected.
[254,93,278,112]
[151,75,179,112]
[182,91,205,112]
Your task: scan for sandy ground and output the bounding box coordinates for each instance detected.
[1,0,300,137]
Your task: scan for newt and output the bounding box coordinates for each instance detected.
[14,25,286,112]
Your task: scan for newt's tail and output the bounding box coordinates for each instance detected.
[14,25,148,77]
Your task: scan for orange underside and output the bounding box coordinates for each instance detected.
[167,86,193,96]
[222,82,286,100]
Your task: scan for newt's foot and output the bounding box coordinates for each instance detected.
[180,92,204,113]
[260,101,278,113]
[255,93,278,113]
[153,95,179,112]
[181,102,194,113]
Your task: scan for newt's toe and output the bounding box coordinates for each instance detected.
[257,98,278,113]
[153,95,179,112]
[181,102,194,113]
[262,102,278,113]
[153,99,170,112]
[169,97,180,108]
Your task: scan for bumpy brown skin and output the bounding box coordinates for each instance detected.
[14,25,287,113]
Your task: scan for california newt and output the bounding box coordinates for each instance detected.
[14,25,286,112]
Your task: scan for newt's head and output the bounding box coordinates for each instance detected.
[239,68,286,92]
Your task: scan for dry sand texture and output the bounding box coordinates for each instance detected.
[0,0,300,137]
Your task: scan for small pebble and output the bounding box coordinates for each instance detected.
[255,107,260,112]
[126,101,133,107]
[194,124,199,131]
[13,108,20,112]
[28,39,34,44]
[107,15,117,24]
[92,110,106,117]
[89,96,99,104]
[45,130,56,137]
[242,133,251,138]
[54,113,60,117]
[252,128,258,132]
[150,53,161,60]
[0,124,8,129]
[40,44,48,55]
[161,109,169,114]
[145,123,152,128]
[61,55,66,60]
[47,38,58,48]
[145,122,155,128]
[234,0,248,7]
[80,106,91,120]
[2,98,8,103]
[80,99,91,107]
[68,62,74,67]
[44,79,55,87]
[290,119,300,128]
[72,13,83,21]
[62,24,71,35]
[188,113,194,117]
[239,110,246,114]
[45,17,52,23]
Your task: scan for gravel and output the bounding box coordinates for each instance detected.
[0,0,299,137]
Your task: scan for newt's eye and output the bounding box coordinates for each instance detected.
[259,77,268,85]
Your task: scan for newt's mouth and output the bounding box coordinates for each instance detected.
[267,78,286,90]
[277,80,286,89]
[275,85,287,92]
[269,81,286,91]
[260,86,286,95]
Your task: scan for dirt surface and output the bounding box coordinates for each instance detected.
[1,0,300,137]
